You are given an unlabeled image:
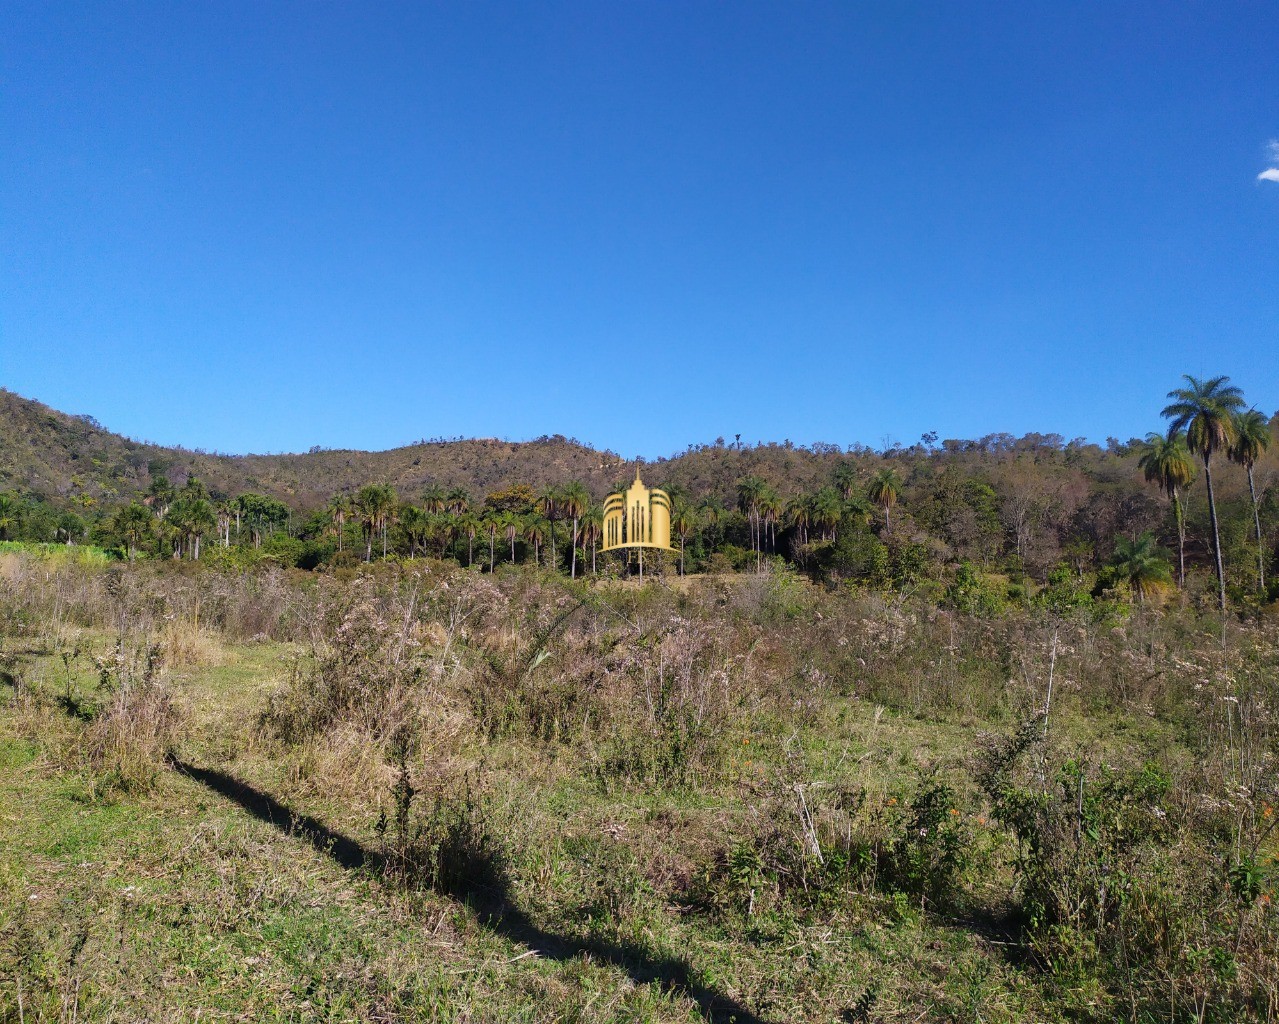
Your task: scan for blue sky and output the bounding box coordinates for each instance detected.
[3,2,1277,458]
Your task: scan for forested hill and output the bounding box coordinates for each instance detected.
[1,385,1151,508]
[2,385,1155,509]
[0,388,633,504]
[4,386,1277,594]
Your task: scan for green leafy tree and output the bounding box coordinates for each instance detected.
[1162,375,1245,609]
[56,510,86,545]
[1229,409,1273,592]
[698,500,724,552]
[1137,431,1195,588]
[0,493,20,541]
[235,493,291,549]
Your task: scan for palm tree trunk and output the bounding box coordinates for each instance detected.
[1204,457,1227,611]
[1173,488,1186,588]
[1248,465,1265,592]
[571,518,579,579]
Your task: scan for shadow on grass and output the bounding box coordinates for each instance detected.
[169,758,769,1024]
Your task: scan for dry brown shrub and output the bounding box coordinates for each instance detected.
[157,618,226,667]
[84,675,183,794]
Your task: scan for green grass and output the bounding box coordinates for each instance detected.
[2,568,1275,1023]
[0,641,1061,1023]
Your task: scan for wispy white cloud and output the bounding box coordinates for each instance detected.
[1260,139,1279,182]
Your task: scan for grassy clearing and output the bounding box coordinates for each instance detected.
[1,557,1277,1022]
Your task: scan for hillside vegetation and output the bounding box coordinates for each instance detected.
[0,389,626,505]
[0,380,1275,615]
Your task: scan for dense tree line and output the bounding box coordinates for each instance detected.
[1,376,1274,609]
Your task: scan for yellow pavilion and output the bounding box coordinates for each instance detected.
[601,469,678,555]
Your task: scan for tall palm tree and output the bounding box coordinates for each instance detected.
[457,511,479,567]
[560,481,590,578]
[737,476,766,571]
[699,500,722,540]
[146,476,175,519]
[1137,431,1196,588]
[1109,532,1173,606]
[215,500,233,549]
[445,487,470,515]
[537,486,561,567]
[1230,409,1273,592]
[833,462,858,501]
[184,498,215,560]
[500,512,521,564]
[112,502,154,561]
[523,515,548,567]
[326,494,350,554]
[785,495,811,546]
[485,513,499,571]
[399,505,429,558]
[355,484,397,562]
[670,501,698,576]
[867,468,903,534]
[759,487,782,554]
[1162,375,1245,610]
[421,484,448,516]
[811,486,843,542]
[581,506,603,575]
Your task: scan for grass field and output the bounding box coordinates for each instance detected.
[2,556,1276,1022]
